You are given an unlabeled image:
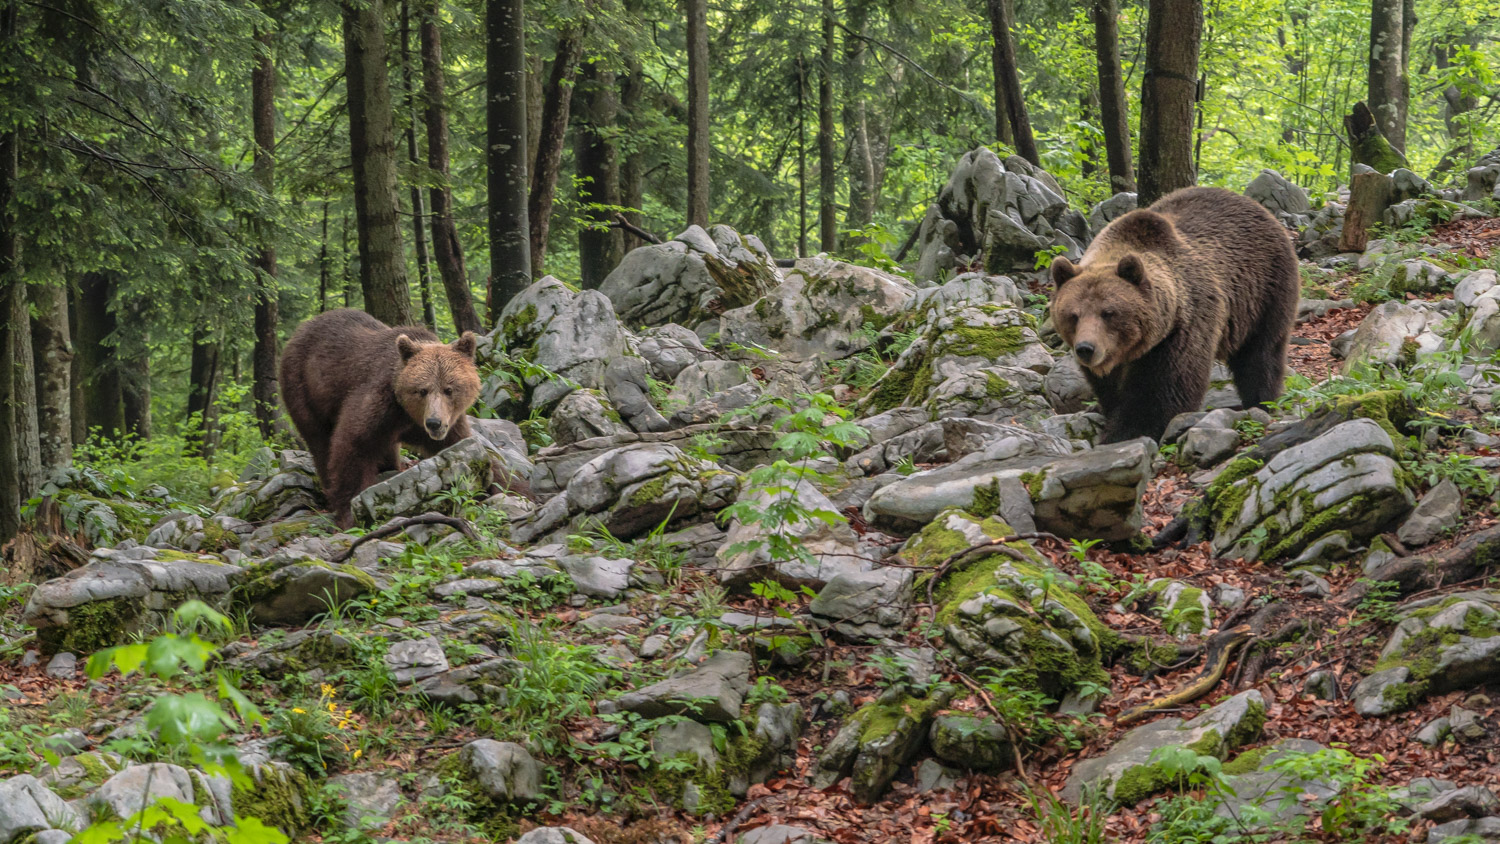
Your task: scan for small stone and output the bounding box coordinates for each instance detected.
[0,774,82,843]
[615,650,752,722]
[1417,785,1500,822]
[457,740,540,804]
[328,771,404,829]
[1415,717,1453,747]
[738,825,821,844]
[1449,706,1489,743]
[384,636,450,684]
[1397,479,1463,548]
[1302,670,1337,701]
[514,828,597,844]
[914,759,962,794]
[43,653,77,679]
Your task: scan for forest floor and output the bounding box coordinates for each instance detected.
[7,219,1500,844]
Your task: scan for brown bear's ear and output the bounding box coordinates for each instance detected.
[1116,254,1148,287]
[450,332,477,359]
[1050,256,1080,291]
[396,334,420,362]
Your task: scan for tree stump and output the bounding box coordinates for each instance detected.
[1339,170,1394,253]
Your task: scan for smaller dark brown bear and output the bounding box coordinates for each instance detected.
[279,309,481,527]
[1049,186,1298,444]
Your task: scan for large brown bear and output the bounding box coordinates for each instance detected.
[1049,187,1298,444]
[280,309,481,527]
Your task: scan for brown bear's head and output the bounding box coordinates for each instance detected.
[393,332,481,441]
[1048,253,1166,377]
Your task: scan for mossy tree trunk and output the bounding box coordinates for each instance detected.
[528,25,583,277]
[251,27,281,438]
[986,0,1038,166]
[420,0,481,334]
[685,0,711,228]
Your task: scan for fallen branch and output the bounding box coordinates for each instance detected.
[329,513,479,564]
[609,213,662,244]
[706,796,769,844]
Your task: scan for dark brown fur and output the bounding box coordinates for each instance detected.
[279,309,481,527]
[1049,187,1298,443]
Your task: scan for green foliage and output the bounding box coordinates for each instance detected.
[1024,783,1112,844]
[80,602,285,844]
[722,392,868,572]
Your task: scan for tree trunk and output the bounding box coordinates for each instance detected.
[818,0,836,253]
[1080,89,1100,180]
[0,46,33,541]
[318,199,331,312]
[527,28,584,277]
[486,0,531,320]
[1339,170,1395,253]
[251,28,280,438]
[400,0,436,330]
[526,54,544,175]
[186,326,220,458]
[796,53,808,259]
[1367,0,1411,154]
[119,324,150,440]
[419,0,481,334]
[1137,0,1202,206]
[343,0,413,326]
[1091,0,1135,193]
[1344,100,1408,174]
[685,0,711,228]
[30,281,71,473]
[987,0,1038,165]
[619,48,645,252]
[74,271,123,440]
[576,59,624,289]
[842,0,875,233]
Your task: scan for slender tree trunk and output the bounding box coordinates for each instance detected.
[1368,0,1412,153]
[75,271,123,440]
[818,0,837,253]
[119,324,150,440]
[0,33,34,541]
[186,326,221,458]
[528,28,584,276]
[30,281,71,473]
[486,0,531,319]
[1137,0,1202,206]
[342,210,355,307]
[251,28,280,438]
[419,0,481,334]
[842,0,875,233]
[67,281,86,444]
[526,54,544,174]
[1091,0,1136,193]
[400,0,436,330]
[797,53,808,259]
[987,0,1038,165]
[619,58,645,251]
[318,199,330,312]
[685,0,711,228]
[343,0,412,326]
[1080,89,1100,180]
[576,59,624,289]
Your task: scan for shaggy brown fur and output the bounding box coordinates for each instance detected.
[280,309,481,527]
[1050,186,1298,443]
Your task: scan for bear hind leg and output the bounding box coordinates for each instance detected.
[1228,325,1290,410]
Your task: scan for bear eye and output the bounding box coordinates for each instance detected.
[1101,308,1117,320]
[418,389,429,397]
[443,388,453,397]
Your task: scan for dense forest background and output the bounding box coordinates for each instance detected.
[0,0,1498,540]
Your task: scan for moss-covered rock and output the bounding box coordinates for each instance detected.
[1209,419,1414,563]
[812,687,950,805]
[1061,690,1267,805]
[1352,589,1500,715]
[914,509,1119,701]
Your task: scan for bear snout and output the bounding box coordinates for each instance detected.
[424,416,447,438]
[1074,341,1097,363]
